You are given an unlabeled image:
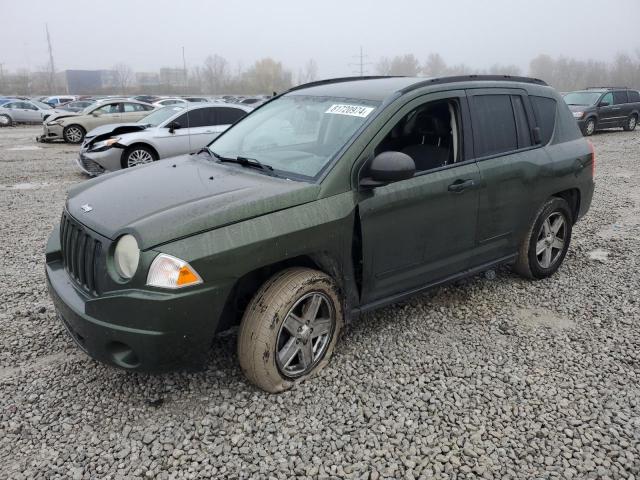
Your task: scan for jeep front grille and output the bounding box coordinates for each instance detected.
[60,212,102,294]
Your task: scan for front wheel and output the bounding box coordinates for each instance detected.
[122,145,157,169]
[63,125,85,143]
[0,114,12,127]
[623,115,637,132]
[238,268,343,393]
[514,197,573,280]
[583,118,596,136]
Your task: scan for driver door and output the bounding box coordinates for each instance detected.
[153,111,193,157]
[357,91,481,305]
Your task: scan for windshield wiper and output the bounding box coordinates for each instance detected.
[209,150,274,171]
[193,147,213,157]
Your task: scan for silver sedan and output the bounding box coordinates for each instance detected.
[0,100,61,126]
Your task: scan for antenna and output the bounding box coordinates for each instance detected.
[348,46,372,77]
[45,24,57,93]
[182,46,187,93]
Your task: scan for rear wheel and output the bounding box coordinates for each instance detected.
[63,125,85,143]
[0,114,12,127]
[583,118,596,136]
[623,115,637,131]
[238,268,343,393]
[514,197,572,280]
[122,145,157,169]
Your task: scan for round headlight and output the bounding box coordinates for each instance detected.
[114,234,140,279]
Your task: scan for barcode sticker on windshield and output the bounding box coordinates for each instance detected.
[325,104,375,118]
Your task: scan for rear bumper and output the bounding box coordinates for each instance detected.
[45,228,229,372]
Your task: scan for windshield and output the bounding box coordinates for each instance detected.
[564,92,602,106]
[32,100,52,109]
[208,95,380,179]
[138,105,185,126]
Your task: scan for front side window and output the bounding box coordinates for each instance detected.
[601,92,613,105]
[375,99,461,173]
[209,95,380,179]
[93,103,120,114]
[470,95,518,157]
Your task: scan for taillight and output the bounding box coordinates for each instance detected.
[588,140,596,178]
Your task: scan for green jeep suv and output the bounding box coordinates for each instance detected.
[46,75,595,392]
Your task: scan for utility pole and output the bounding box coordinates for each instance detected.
[45,24,57,93]
[182,46,187,93]
[349,46,371,77]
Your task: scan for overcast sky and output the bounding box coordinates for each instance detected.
[2,0,639,77]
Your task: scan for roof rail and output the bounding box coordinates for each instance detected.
[400,74,548,93]
[287,76,404,92]
[586,86,629,90]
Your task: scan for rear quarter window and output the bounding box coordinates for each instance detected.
[530,96,557,145]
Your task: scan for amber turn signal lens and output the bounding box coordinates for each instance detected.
[177,265,199,286]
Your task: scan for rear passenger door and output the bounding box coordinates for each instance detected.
[121,102,152,122]
[612,90,631,126]
[467,89,549,265]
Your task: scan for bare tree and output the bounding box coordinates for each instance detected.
[113,63,133,94]
[423,53,447,77]
[243,58,292,94]
[202,54,230,94]
[375,57,392,75]
[298,59,319,85]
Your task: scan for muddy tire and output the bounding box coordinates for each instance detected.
[238,268,343,393]
[623,114,637,132]
[514,197,572,280]
[63,124,85,143]
[0,114,12,127]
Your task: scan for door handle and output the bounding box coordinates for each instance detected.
[448,179,475,192]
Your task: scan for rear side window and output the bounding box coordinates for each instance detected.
[613,91,628,104]
[216,107,247,125]
[183,108,211,128]
[470,95,517,157]
[530,96,557,145]
[629,90,640,103]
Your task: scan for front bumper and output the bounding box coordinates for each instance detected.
[38,123,64,142]
[45,227,229,372]
[76,146,123,176]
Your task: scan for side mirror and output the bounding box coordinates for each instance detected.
[599,101,610,107]
[360,151,416,188]
[167,121,182,134]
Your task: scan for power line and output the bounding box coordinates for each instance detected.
[348,46,372,77]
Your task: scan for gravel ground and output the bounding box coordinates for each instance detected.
[1,125,639,480]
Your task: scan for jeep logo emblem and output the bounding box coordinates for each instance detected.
[81,204,93,213]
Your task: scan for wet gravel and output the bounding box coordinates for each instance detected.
[1,125,639,479]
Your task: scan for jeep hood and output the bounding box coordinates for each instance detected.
[66,154,320,249]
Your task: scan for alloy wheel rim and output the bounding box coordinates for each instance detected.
[276,292,335,378]
[535,212,566,269]
[66,127,82,142]
[586,121,595,135]
[630,117,637,129]
[127,150,153,167]
[0,116,9,125]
